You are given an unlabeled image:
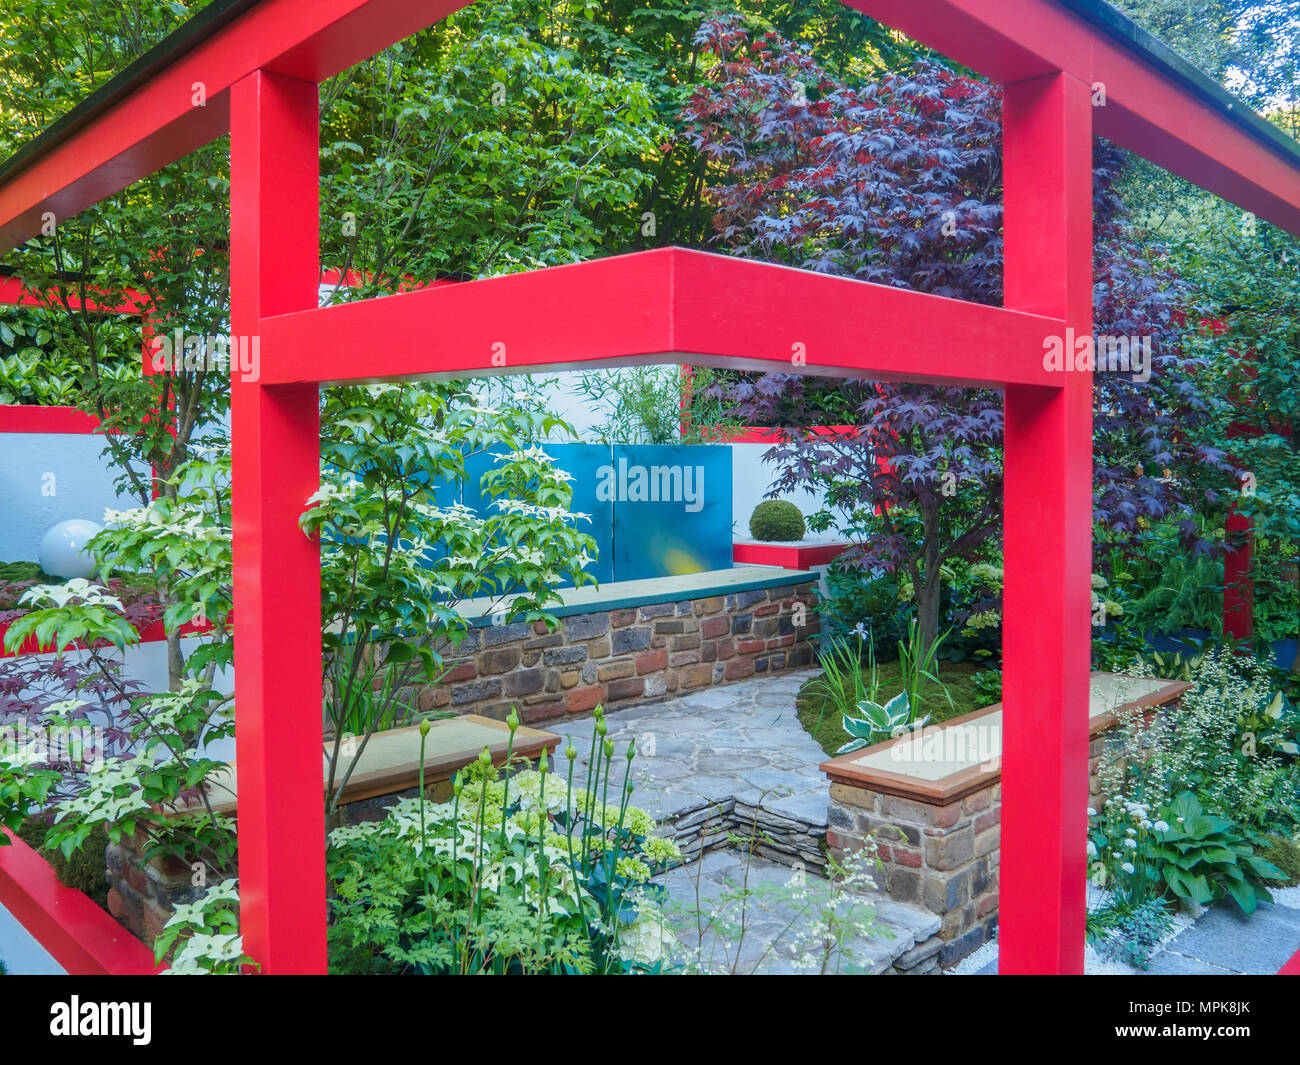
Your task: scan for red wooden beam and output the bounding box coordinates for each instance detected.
[0,276,140,315]
[671,251,1061,387]
[1224,508,1255,643]
[732,541,850,569]
[999,71,1094,974]
[229,69,326,975]
[257,249,1065,389]
[0,830,160,975]
[0,405,100,433]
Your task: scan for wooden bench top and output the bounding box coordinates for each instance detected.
[821,672,1189,805]
[176,714,560,816]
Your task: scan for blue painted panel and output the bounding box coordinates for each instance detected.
[463,443,613,588]
[609,445,732,582]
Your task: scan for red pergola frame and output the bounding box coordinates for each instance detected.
[0,0,1298,976]
[0,275,151,433]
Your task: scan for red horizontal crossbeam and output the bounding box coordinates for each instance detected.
[732,541,851,568]
[0,405,100,433]
[0,276,139,316]
[0,616,216,659]
[0,830,160,975]
[258,248,1065,389]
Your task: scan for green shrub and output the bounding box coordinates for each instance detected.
[1259,834,1300,885]
[1128,553,1224,636]
[748,500,805,542]
[972,669,1002,705]
[327,708,681,975]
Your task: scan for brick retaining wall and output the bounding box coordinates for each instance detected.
[827,779,1000,966]
[415,580,820,725]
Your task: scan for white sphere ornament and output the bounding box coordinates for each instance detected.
[38,519,103,579]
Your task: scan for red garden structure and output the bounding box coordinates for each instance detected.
[1,0,1299,976]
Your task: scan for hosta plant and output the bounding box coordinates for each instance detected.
[837,692,928,755]
[1145,792,1285,914]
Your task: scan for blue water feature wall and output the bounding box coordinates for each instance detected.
[0,432,733,586]
[463,443,732,585]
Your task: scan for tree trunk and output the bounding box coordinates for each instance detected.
[914,499,944,658]
[156,573,186,690]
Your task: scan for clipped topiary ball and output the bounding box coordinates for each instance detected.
[749,499,806,542]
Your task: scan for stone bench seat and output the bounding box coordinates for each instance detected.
[821,671,1189,967]
[175,713,560,817]
[822,672,1189,804]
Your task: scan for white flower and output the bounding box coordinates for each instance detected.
[1153,820,1170,833]
[1121,862,1135,875]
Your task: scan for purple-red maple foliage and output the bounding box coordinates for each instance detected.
[683,16,1227,650]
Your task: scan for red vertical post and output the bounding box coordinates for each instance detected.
[1223,507,1254,643]
[1000,72,1094,974]
[229,70,325,974]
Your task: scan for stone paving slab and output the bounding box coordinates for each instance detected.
[655,847,941,975]
[573,672,944,973]
[960,895,1300,975]
[572,670,830,866]
[1148,901,1300,975]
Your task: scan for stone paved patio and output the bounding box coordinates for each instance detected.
[571,670,830,868]
[584,672,1300,976]
[655,847,941,974]
[954,886,1300,975]
[574,671,945,973]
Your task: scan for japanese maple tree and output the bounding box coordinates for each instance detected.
[683,15,1230,653]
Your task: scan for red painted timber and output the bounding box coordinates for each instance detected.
[732,541,851,569]
[0,830,159,975]
[999,72,1095,974]
[0,405,101,434]
[228,69,325,975]
[256,249,1065,389]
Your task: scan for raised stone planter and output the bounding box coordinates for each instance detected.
[105,714,560,949]
[821,673,1190,969]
